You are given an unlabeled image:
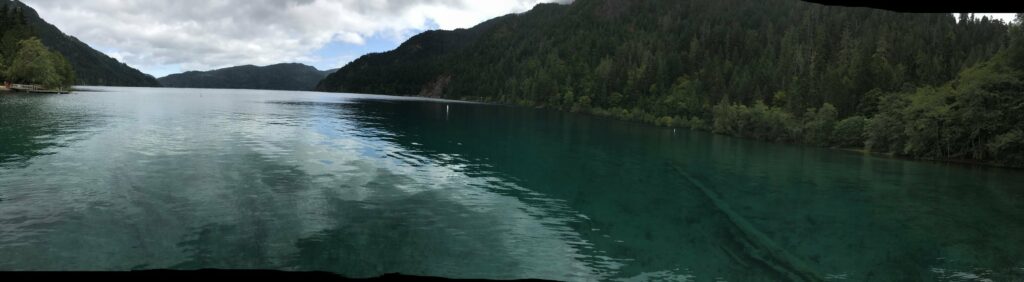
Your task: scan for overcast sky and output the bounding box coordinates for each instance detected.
[16,1,1018,78]
[21,0,570,77]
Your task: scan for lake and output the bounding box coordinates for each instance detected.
[1,86,1023,280]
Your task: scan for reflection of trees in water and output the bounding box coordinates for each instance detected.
[0,95,101,168]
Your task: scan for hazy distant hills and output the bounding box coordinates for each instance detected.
[159,63,335,91]
[8,0,160,87]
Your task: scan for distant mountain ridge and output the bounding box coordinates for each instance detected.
[159,63,334,91]
[5,0,160,87]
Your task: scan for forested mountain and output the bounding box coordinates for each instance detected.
[1,0,159,87]
[159,63,333,91]
[317,0,1024,167]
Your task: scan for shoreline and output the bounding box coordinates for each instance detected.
[1,84,78,94]
[9,85,1015,170]
[417,93,1024,171]
[832,147,1019,170]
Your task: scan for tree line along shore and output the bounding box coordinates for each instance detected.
[317,1,1024,169]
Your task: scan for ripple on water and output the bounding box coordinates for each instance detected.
[3,89,1022,279]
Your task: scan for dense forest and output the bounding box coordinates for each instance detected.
[1,1,159,87]
[317,0,1023,168]
[159,63,335,91]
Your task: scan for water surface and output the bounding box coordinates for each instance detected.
[1,87,1023,280]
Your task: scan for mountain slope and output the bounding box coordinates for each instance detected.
[4,0,159,87]
[317,0,1007,115]
[159,63,332,91]
[315,0,1019,166]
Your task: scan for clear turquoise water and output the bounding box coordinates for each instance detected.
[1,87,1023,280]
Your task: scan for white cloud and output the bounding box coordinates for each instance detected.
[957,13,1017,24]
[20,0,569,76]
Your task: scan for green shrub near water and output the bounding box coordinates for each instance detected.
[831,116,868,148]
[5,37,74,89]
[802,103,839,146]
[712,101,799,142]
[860,29,1024,167]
